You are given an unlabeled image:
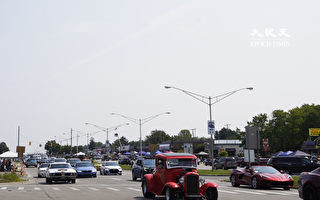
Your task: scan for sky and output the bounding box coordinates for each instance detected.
[0,0,319,153]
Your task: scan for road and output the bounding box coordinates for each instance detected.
[0,167,300,200]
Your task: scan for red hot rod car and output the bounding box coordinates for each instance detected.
[141,153,218,200]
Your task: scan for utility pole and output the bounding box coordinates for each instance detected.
[17,125,20,146]
[76,133,79,154]
[70,128,73,156]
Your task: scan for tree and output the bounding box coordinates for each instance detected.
[0,142,9,154]
[45,140,61,155]
[145,130,170,145]
[219,150,228,157]
[88,137,96,150]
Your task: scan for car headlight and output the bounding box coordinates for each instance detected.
[200,177,206,185]
[77,170,82,172]
[93,169,97,172]
[179,176,184,185]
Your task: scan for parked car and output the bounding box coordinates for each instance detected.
[46,162,77,184]
[213,157,237,170]
[67,158,81,167]
[204,159,213,166]
[230,165,294,190]
[25,158,38,168]
[75,161,97,177]
[38,163,50,178]
[132,157,155,181]
[100,161,122,175]
[298,167,320,200]
[54,158,67,163]
[142,153,218,200]
[119,156,131,165]
[267,156,320,174]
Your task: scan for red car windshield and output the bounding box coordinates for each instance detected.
[166,158,196,169]
[252,166,280,174]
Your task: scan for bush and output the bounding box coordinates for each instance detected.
[219,151,228,157]
[0,173,24,183]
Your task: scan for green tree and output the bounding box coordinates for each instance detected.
[88,137,96,150]
[219,150,228,157]
[145,130,170,145]
[0,142,9,154]
[45,140,61,155]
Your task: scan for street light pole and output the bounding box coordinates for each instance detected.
[111,112,170,156]
[165,86,253,160]
[85,122,129,155]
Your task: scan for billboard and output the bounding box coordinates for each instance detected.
[309,128,320,137]
[245,126,260,150]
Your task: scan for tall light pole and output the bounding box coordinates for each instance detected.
[111,112,170,156]
[165,86,253,160]
[85,122,129,155]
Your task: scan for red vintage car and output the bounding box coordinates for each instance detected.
[298,167,320,200]
[230,165,294,190]
[142,153,218,200]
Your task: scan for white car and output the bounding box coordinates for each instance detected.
[46,162,77,184]
[100,161,122,175]
[38,163,50,178]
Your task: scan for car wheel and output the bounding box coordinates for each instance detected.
[46,178,52,184]
[142,179,155,198]
[304,184,318,200]
[100,170,102,175]
[71,179,76,184]
[93,174,97,178]
[165,187,175,200]
[140,172,144,180]
[132,172,137,181]
[231,175,240,187]
[204,187,218,200]
[251,177,258,189]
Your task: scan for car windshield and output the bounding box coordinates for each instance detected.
[50,164,71,169]
[76,163,93,167]
[105,162,119,166]
[252,166,280,174]
[69,159,80,164]
[143,159,155,167]
[40,163,49,168]
[311,167,320,174]
[55,159,66,162]
[166,159,197,168]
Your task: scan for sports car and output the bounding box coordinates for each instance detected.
[230,165,293,190]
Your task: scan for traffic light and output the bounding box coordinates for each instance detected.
[39,144,42,147]
[29,141,32,146]
[50,142,53,147]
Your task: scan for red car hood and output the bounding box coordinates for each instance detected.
[259,173,291,181]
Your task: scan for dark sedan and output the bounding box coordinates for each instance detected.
[298,167,320,200]
[230,165,294,190]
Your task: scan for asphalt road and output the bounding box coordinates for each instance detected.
[0,167,301,200]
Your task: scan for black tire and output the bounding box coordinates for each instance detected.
[204,187,218,200]
[132,172,137,181]
[46,178,52,184]
[142,179,155,198]
[165,187,176,200]
[231,175,240,187]
[251,177,259,189]
[93,174,97,178]
[140,172,144,180]
[71,179,76,184]
[100,171,102,175]
[303,184,318,200]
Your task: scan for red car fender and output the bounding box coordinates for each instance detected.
[143,174,153,191]
[200,182,218,195]
[165,182,180,189]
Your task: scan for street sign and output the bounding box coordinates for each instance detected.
[184,143,193,154]
[16,146,25,158]
[245,126,260,150]
[309,128,320,136]
[244,149,255,163]
[208,120,215,135]
[105,140,110,147]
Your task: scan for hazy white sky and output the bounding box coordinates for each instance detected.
[1,0,319,153]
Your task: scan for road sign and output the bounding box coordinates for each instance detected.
[309,128,320,136]
[16,146,25,158]
[245,126,260,150]
[208,120,215,135]
[106,140,110,147]
[244,149,255,163]
[184,143,193,154]
[263,138,269,151]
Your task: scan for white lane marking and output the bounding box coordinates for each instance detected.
[34,187,41,191]
[233,190,265,195]
[111,178,122,181]
[0,187,7,190]
[219,189,237,194]
[256,190,290,196]
[52,187,60,191]
[127,187,141,192]
[69,187,80,191]
[281,191,299,195]
[88,187,99,191]
[18,187,24,190]
[106,187,120,191]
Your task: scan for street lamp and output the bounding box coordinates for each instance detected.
[85,122,129,155]
[165,86,253,160]
[111,112,170,156]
